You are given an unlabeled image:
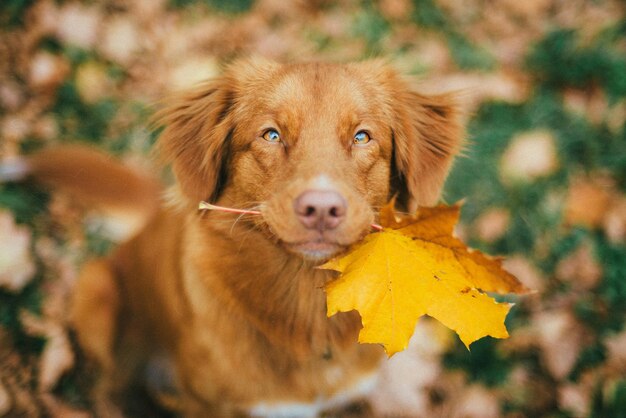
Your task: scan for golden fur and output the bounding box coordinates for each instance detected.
[24,59,462,417]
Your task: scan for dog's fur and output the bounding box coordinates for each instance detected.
[15,59,462,417]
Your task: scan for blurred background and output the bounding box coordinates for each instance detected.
[0,0,625,417]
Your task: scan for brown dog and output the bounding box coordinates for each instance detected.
[15,58,462,417]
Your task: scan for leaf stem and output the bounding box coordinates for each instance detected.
[198,201,261,215]
[198,201,384,231]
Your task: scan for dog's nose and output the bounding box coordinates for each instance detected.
[294,190,347,231]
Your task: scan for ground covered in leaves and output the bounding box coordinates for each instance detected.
[1,0,625,417]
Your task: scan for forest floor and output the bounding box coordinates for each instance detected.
[1,0,625,417]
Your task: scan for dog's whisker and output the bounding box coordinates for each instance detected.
[230,211,251,235]
[234,225,259,257]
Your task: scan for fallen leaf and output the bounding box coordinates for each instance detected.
[379,0,413,20]
[474,207,510,243]
[563,87,608,125]
[129,0,167,19]
[32,115,59,141]
[0,82,24,111]
[20,311,75,393]
[75,61,111,104]
[454,384,500,418]
[1,115,30,143]
[0,329,40,417]
[604,330,626,373]
[168,56,220,91]
[412,37,452,72]
[0,211,36,293]
[603,195,626,244]
[555,241,602,290]
[564,174,614,228]
[28,52,70,91]
[322,203,527,356]
[0,377,11,416]
[501,0,552,19]
[425,72,530,112]
[500,130,559,183]
[39,329,75,393]
[99,17,141,65]
[502,255,546,293]
[562,174,625,242]
[371,319,452,416]
[55,3,102,49]
[606,100,626,134]
[534,310,586,380]
[558,383,591,417]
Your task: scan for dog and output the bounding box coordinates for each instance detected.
[8,58,462,417]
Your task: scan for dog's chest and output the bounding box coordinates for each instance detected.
[178,232,383,413]
[246,369,379,418]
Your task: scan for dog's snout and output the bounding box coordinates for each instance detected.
[294,190,347,231]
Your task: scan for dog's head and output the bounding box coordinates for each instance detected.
[156,59,462,262]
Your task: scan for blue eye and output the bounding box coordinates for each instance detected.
[262,129,281,143]
[353,131,371,145]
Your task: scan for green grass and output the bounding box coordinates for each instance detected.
[0,0,35,26]
[443,336,512,387]
[0,281,45,356]
[352,5,391,56]
[528,27,626,101]
[0,183,50,226]
[590,379,626,418]
[168,0,255,14]
[411,0,495,70]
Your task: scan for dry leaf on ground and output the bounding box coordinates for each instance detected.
[454,384,500,418]
[605,330,626,373]
[20,311,75,393]
[555,241,603,290]
[534,310,586,380]
[603,195,626,244]
[502,255,546,293]
[474,207,510,243]
[0,377,11,415]
[0,211,36,292]
[500,130,559,183]
[371,319,452,416]
[28,51,70,92]
[564,174,615,228]
[558,383,591,417]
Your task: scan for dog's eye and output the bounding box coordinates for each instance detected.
[353,131,371,145]
[262,129,281,143]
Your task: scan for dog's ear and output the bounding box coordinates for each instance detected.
[391,89,463,211]
[154,58,279,204]
[154,77,235,204]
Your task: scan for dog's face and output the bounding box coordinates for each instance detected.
[157,59,462,262]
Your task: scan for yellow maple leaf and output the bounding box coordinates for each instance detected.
[322,202,529,356]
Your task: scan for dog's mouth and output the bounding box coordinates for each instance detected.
[283,238,347,262]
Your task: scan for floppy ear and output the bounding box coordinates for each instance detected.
[154,58,281,204]
[391,90,463,211]
[154,77,235,204]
